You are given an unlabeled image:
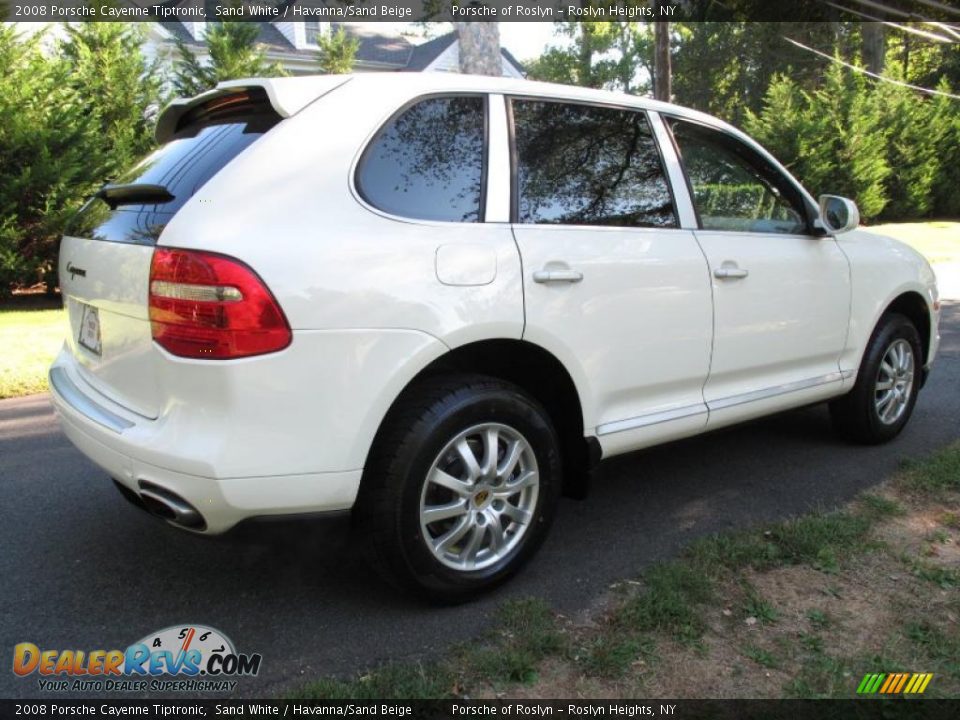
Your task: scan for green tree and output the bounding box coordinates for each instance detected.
[173,23,286,97]
[672,22,838,123]
[930,80,960,217]
[745,65,890,220]
[874,78,946,219]
[526,21,653,94]
[0,23,163,296]
[316,26,359,74]
[59,23,165,180]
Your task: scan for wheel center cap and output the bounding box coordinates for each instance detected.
[473,489,491,508]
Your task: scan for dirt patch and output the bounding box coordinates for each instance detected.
[485,482,960,699]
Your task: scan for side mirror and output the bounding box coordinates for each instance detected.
[818,195,860,234]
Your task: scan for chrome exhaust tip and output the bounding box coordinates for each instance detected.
[136,480,207,531]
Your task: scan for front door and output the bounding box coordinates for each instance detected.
[667,118,851,423]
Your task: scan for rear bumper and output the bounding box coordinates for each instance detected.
[49,357,362,534]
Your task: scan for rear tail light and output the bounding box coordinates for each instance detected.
[149,248,291,359]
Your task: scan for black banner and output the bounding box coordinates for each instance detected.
[2,699,960,720]
[4,0,960,24]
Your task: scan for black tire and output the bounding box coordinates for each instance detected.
[355,373,562,602]
[830,313,923,444]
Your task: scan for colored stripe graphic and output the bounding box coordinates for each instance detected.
[907,673,933,694]
[857,672,933,695]
[879,674,897,693]
[893,673,909,693]
[857,673,886,694]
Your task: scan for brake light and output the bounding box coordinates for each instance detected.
[149,248,291,359]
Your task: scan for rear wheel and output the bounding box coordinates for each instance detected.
[356,374,561,602]
[830,313,922,444]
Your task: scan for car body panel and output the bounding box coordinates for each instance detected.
[49,73,940,535]
[58,235,160,418]
[515,224,713,443]
[836,229,940,374]
[695,229,851,413]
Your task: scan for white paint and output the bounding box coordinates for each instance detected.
[51,73,941,535]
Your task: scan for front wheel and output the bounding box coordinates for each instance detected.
[356,374,562,602]
[830,313,923,444]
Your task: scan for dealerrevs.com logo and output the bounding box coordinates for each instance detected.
[13,625,262,693]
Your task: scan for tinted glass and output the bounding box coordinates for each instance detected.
[69,108,278,245]
[670,120,807,234]
[512,100,676,228]
[358,96,486,223]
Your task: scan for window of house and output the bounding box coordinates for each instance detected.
[668,119,808,234]
[511,100,676,228]
[357,96,486,223]
[305,22,321,45]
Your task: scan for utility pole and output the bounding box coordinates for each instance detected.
[653,15,671,101]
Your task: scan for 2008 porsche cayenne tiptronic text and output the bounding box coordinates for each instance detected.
[50,73,941,600]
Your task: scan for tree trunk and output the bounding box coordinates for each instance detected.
[653,20,671,101]
[861,22,886,75]
[454,23,502,77]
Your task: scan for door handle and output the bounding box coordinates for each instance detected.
[713,264,749,280]
[533,269,583,284]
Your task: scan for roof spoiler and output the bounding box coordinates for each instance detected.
[155,76,354,144]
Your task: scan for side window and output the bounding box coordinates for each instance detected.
[669,119,808,234]
[357,96,485,223]
[511,100,677,228]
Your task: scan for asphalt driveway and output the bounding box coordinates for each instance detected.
[1,303,957,699]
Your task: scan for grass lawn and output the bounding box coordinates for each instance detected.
[866,221,960,265]
[0,307,65,399]
[289,442,960,700]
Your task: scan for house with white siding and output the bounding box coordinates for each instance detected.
[146,20,526,78]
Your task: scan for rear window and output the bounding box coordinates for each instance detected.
[68,90,280,245]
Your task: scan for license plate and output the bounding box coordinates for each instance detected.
[78,303,102,356]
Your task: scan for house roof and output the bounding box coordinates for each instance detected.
[331,23,414,67]
[157,19,298,56]
[158,20,414,68]
[155,19,523,75]
[404,32,457,72]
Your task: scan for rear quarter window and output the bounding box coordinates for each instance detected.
[356,95,487,223]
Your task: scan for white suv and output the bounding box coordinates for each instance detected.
[51,74,940,599]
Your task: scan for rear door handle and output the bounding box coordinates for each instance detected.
[533,269,583,284]
[713,263,749,280]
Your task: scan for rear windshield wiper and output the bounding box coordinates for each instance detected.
[95,183,175,209]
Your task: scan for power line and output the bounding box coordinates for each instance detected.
[783,36,960,99]
[912,0,960,18]
[843,0,912,19]
[824,3,956,42]
[925,22,960,40]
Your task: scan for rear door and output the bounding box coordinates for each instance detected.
[509,98,714,449]
[58,90,282,417]
[666,117,850,417]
